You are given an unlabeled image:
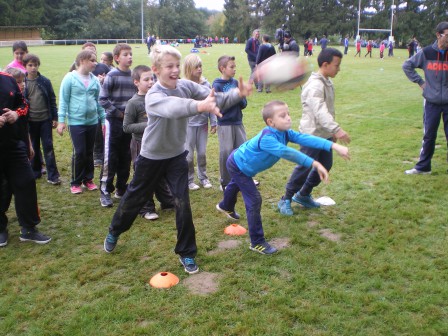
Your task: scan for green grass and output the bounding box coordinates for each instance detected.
[1,44,448,335]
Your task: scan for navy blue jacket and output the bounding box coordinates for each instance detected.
[245,37,260,62]
[24,72,58,121]
[212,78,247,126]
[256,43,276,65]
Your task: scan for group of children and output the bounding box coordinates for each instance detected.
[1,40,350,276]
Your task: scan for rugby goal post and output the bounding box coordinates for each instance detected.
[357,0,395,42]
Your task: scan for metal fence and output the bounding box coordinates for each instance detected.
[0,38,188,48]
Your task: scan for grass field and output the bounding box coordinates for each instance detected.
[1,43,447,335]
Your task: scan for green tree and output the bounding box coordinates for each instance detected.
[54,0,90,39]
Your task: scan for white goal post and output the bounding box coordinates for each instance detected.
[357,0,395,42]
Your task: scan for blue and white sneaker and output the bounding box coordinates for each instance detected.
[104,233,119,253]
[216,203,240,220]
[179,257,199,274]
[278,198,293,216]
[292,193,320,208]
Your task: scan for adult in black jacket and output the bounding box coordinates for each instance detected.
[283,31,300,54]
[255,35,276,93]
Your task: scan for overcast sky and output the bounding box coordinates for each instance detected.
[195,0,224,11]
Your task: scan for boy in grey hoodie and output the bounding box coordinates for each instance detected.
[403,21,448,175]
[103,45,252,274]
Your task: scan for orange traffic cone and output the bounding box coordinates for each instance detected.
[149,272,179,288]
[224,224,247,236]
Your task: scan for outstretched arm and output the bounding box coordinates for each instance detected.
[331,142,350,160]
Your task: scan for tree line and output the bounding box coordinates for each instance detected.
[0,0,445,46]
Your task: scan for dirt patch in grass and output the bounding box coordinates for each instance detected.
[207,239,242,255]
[270,237,290,250]
[319,229,341,242]
[307,220,319,228]
[183,272,220,295]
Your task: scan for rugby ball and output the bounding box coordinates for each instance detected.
[254,53,309,91]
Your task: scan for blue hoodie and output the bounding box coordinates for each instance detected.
[58,71,105,126]
[212,77,247,126]
[233,126,333,177]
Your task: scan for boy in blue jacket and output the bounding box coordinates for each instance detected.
[216,100,349,255]
[213,55,249,190]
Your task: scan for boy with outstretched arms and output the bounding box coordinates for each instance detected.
[104,45,253,274]
[98,43,135,207]
[217,101,349,254]
[123,65,174,220]
[279,48,350,216]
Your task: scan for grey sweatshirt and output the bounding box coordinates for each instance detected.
[402,41,448,105]
[141,79,241,160]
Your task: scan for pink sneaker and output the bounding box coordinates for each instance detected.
[70,185,83,194]
[83,180,98,191]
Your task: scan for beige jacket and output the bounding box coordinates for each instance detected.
[299,72,340,139]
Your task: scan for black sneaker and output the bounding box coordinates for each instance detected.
[19,229,51,244]
[100,192,113,207]
[47,178,61,185]
[0,230,8,247]
[179,256,199,274]
[216,203,240,220]
[249,242,278,255]
[104,233,119,253]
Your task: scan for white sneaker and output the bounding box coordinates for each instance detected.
[202,179,212,189]
[188,182,200,191]
[405,168,431,175]
[253,179,260,186]
[144,212,159,220]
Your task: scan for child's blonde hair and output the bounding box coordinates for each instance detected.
[183,54,204,83]
[150,45,181,68]
[262,100,287,123]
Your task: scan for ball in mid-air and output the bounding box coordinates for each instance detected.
[255,53,309,91]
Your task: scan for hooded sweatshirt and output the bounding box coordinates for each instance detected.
[299,72,341,139]
[402,40,448,105]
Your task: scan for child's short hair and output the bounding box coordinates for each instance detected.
[4,67,25,80]
[217,55,235,72]
[317,48,343,67]
[102,51,113,64]
[262,35,271,43]
[262,100,287,123]
[75,50,95,67]
[82,42,96,50]
[22,54,40,66]
[183,54,204,82]
[149,45,181,68]
[12,41,28,53]
[132,65,152,81]
[113,43,132,64]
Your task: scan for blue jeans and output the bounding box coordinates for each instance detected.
[220,152,265,245]
[414,101,448,172]
[109,151,196,257]
[29,120,60,181]
[285,140,333,200]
